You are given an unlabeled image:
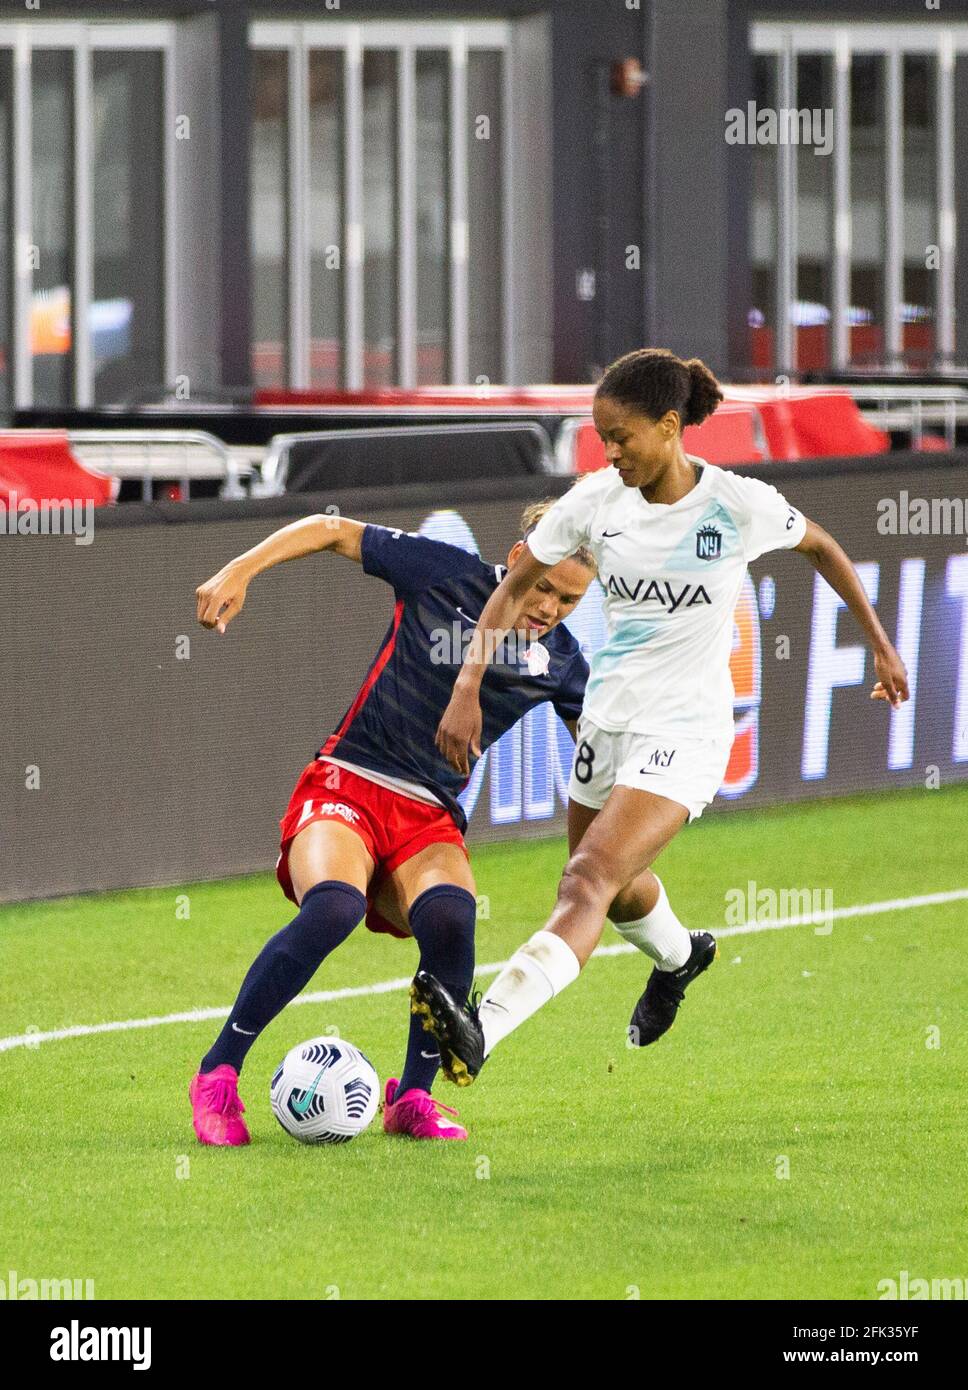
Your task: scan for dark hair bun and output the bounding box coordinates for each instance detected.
[596,347,723,432]
[682,358,724,428]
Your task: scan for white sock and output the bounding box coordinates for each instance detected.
[478,930,581,1056]
[611,878,691,971]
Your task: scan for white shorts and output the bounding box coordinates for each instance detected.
[567,718,732,823]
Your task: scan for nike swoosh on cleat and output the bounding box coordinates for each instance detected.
[231,1022,257,1035]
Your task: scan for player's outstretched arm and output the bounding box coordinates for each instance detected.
[435,542,551,775]
[195,515,366,633]
[794,518,909,708]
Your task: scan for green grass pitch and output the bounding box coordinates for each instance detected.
[2,785,965,1301]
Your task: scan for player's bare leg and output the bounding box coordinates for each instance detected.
[367,872,411,935]
[379,843,475,1139]
[567,800,716,1044]
[413,787,689,1082]
[537,786,688,962]
[567,798,661,917]
[288,819,375,903]
[190,822,373,1145]
[393,840,475,904]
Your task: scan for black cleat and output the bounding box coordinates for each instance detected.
[410,972,486,1087]
[628,931,717,1047]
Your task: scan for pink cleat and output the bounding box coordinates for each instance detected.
[189,1064,251,1146]
[382,1078,468,1141]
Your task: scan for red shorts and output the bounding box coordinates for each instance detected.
[276,758,468,939]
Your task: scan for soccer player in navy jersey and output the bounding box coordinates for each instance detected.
[189,502,596,1143]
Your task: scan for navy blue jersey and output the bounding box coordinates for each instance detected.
[318,525,589,832]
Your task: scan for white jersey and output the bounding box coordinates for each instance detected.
[527,458,807,743]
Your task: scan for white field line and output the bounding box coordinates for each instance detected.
[2,887,966,1056]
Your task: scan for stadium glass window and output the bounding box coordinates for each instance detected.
[31,49,74,408]
[850,53,885,367]
[251,48,290,391]
[751,22,962,375]
[0,21,171,411]
[250,20,513,390]
[0,49,11,415]
[415,49,450,387]
[91,51,165,404]
[309,49,344,391]
[749,53,778,374]
[466,49,503,387]
[362,49,398,387]
[794,53,834,374]
[902,54,937,368]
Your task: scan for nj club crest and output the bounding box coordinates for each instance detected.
[696,524,722,561]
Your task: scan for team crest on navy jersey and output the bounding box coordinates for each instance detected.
[695,523,722,561]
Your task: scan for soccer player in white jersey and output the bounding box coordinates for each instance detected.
[411,347,910,1084]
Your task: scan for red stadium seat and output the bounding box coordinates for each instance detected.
[682,405,763,464]
[755,399,801,460]
[745,393,888,462]
[0,432,117,507]
[254,385,888,468]
[784,393,889,458]
[573,420,607,472]
[913,434,949,452]
[253,386,598,412]
[569,404,762,474]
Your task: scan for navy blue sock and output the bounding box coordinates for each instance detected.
[201,879,366,1075]
[397,885,476,1098]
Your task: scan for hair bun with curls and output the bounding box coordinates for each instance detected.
[596,346,724,432]
[682,358,724,428]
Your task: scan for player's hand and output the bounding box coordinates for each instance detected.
[435,686,483,777]
[196,564,249,633]
[870,644,909,709]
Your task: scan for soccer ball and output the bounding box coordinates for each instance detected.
[270,1036,379,1144]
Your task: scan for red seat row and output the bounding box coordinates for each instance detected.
[751,392,889,462]
[572,403,764,471]
[254,384,891,469]
[0,432,117,508]
[0,387,895,508]
[573,390,889,473]
[254,385,600,412]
